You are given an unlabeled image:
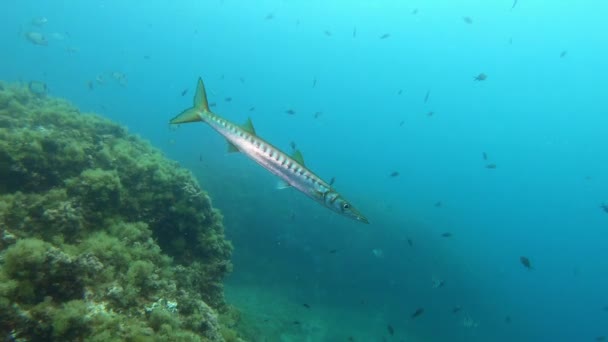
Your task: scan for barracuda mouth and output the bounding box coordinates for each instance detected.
[358,216,370,224]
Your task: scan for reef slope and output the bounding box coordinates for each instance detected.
[0,82,239,341]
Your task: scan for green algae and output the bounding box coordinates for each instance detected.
[0,81,243,341]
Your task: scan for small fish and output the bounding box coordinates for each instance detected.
[452,306,462,314]
[424,90,431,103]
[199,154,203,162]
[302,304,310,309]
[312,78,317,88]
[25,31,47,46]
[397,89,403,95]
[505,315,512,323]
[292,320,301,325]
[348,337,355,342]
[111,71,127,85]
[324,30,332,36]
[463,16,473,24]
[372,248,384,258]
[441,232,452,238]
[512,0,518,9]
[31,16,48,27]
[387,324,394,335]
[95,74,105,85]
[353,27,357,38]
[329,177,335,186]
[596,337,606,342]
[285,109,296,115]
[87,80,94,90]
[328,249,338,254]
[474,73,487,81]
[427,111,434,117]
[379,33,391,39]
[485,163,497,169]
[249,106,255,111]
[432,278,446,288]
[389,171,400,178]
[28,81,48,96]
[143,55,151,60]
[399,120,405,127]
[265,13,274,20]
[560,50,568,58]
[411,308,424,319]
[209,102,216,107]
[290,141,296,150]
[407,238,413,247]
[314,111,323,119]
[181,89,188,96]
[520,256,533,269]
[411,8,419,15]
[599,204,608,213]
[65,46,79,54]
[224,97,232,102]
[434,201,442,208]
[482,152,488,160]
[239,77,245,83]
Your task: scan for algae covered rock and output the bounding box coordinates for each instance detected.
[0,82,238,341]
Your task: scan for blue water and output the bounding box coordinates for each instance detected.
[3,1,608,340]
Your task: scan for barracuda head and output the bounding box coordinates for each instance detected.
[325,191,369,224]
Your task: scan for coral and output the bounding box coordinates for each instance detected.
[0,82,241,341]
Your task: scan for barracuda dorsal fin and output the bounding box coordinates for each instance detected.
[292,149,305,166]
[240,118,256,135]
[194,77,210,112]
[227,141,239,153]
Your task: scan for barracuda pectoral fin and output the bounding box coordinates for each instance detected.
[241,118,256,135]
[227,141,239,153]
[291,149,306,166]
[276,180,292,190]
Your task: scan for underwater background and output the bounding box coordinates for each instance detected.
[2,0,608,341]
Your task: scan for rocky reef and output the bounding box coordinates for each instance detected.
[0,82,241,341]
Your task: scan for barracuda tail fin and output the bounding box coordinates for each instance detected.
[169,78,209,124]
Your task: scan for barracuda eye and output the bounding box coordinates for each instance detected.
[342,203,350,210]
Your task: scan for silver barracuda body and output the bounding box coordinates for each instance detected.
[170,78,368,223]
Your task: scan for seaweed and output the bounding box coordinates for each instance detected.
[0,81,242,341]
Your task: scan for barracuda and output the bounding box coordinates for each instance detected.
[170,78,369,224]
